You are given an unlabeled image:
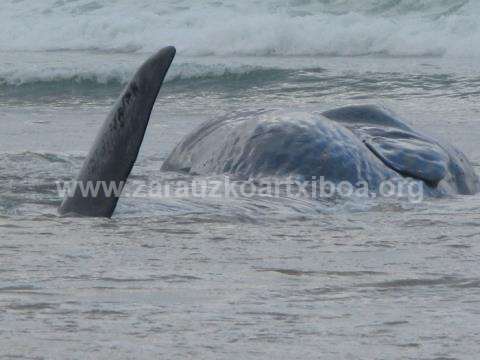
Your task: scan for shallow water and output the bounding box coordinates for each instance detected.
[2,0,480,359]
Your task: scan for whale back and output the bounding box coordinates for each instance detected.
[322,105,413,131]
[162,109,397,186]
[163,105,479,195]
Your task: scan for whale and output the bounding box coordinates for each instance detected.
[59,46,479,217]
[162,107,479,196]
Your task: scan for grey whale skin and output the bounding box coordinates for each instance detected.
[59,47,479,217]
[162,107,479,196]
[59,46,176,217]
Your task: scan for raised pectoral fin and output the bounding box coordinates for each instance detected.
[364,134,449,186]
[59,46,176,218]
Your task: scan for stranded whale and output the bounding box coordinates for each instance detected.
[162,106,479,196]
[59,46,479,218]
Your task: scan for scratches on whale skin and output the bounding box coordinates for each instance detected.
[110,82,138,131]
[115,81,139,130]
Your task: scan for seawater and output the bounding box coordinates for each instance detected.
[1,1,480,359]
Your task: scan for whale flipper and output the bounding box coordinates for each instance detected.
[59,46,176,217]
[323,105,450,186]
[363,133,449,186]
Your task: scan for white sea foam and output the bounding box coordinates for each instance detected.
[1,0,479,87]
[0,53,270,86]
[1,0,479,57]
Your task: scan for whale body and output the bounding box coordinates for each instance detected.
[59,47,479,218]
[162,106,479,197]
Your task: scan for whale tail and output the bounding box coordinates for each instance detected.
[58,46,176,218]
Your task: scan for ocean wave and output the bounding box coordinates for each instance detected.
[0,61,285,88]
[0,0,479,58]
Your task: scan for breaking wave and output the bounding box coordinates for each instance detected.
[1,0,479,57]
